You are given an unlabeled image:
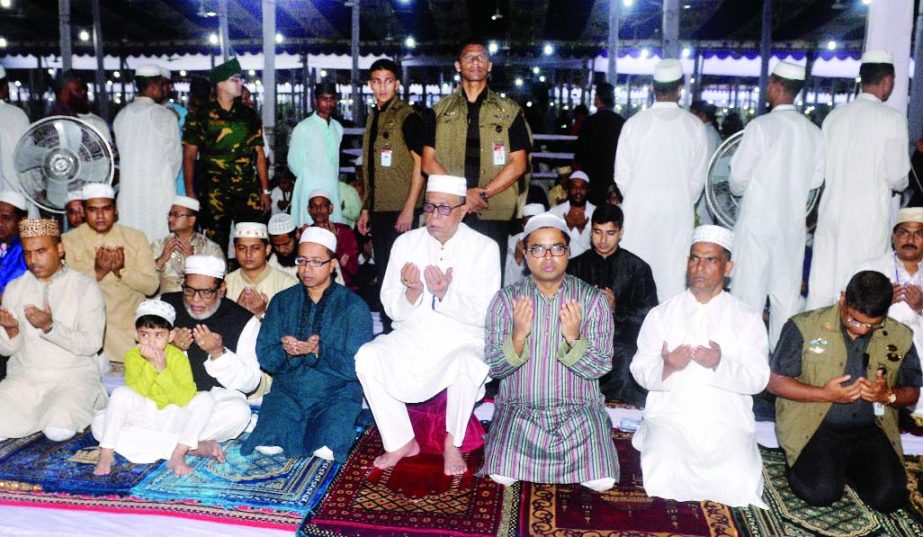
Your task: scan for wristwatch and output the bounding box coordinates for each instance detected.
[261,189,271,195]
[886,388,897,405]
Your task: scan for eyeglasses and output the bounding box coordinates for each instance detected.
[168,212,194,219]
[422,202,465,216]
[845,311,884,332]
[527,244,568,258]
[181,284,220,300]
[295,257,334,267]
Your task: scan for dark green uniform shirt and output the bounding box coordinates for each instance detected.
[183,100,264,185]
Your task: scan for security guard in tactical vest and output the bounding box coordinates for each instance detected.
[357,59,425,332]
[422,39,532,270]
[768,270,923,512]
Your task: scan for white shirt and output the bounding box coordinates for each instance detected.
[0,101,30,192]
[631,290,769,507]
[504,232,527,286]
[77,112,112,145]
[704,122,721,164]
[548,200,596,258]
[114,97,183,242]
[615,102,708,302]
[807,93,910,309]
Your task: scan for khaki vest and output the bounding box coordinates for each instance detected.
[433,89,525,221]
[361,99,419,213]
[775,305,912,466]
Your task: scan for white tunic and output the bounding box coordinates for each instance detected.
[0,101,30,192]
[631,290,769,508]
[503,232,528,287]
[807,93,910,309]
[615,102,708,302]
[114,97,183,242]
[356,224,500,402]
[0,267,107,438]
[729,105,824,348]
[77,112,112,145]
[548,200,596,258]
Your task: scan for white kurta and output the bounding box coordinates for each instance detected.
[615,102,708,302]
[77,112,112,145]
[0,101,30,193]
[548,200,596,258]
[631,290,770,508]
[729,105,824,349]
[503,232,528,287]
[287,113,343,226]
[114,97,183,243]
[807,93,910,309]
[355,224,500,450]
[91,315,262,460]
[0,267,107,438]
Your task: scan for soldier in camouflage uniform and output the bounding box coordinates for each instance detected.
[182,58,271,254]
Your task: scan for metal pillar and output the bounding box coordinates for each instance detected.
[402,63,410,101]
[757,0,772,115]
[908,3,923,142]
[662,0,680,59]
[90,0,108,120]
[58,0,73,72]
[692,52,702,101]
[800,50,815,111]
[301,51,309,117]
[262,0,276,153]
[349,0,360,122]
[218,0,231,62]
[309,67,316,112]
[607,0,620,83]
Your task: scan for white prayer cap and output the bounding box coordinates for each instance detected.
[522,203,545,218]
[523,212,570,238]
[308,188,331,202]
[354,155,363,166]
[300,226,338,252]
[896,208,923,226]
[0,190,27,211]
[172,195,200,212]
[66,190,84,204]
[426,175,467,197]
[0,65,6,80]
[135,299,176,325]
[82,183,115,200]
[653,59,684,82]
[185,255,226,279]
[692,225,734,253]
[861,50,894,65]
[569,171,590,184]
[135,64,163,78]
[268,213,296,235]
[772,61,806,81]
[234,222,268,240]
[159,67,172,79]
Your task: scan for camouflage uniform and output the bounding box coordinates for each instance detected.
[183,100,265,251]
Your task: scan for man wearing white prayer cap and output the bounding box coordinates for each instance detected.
[63,182,159,365]
[223,222,296,319]
[114,61,182,243]
[65,190,86,229]
[504,202,546,286]
[0,67,30,204]
[728,59,824,350]
[807,49,909,310]
[355,173,500,476]
[151,194,224,294]
[267,212,298,277]
[0,190,28,298]
[615,58,708,302]
[307,188,360,288]
[240,225,373,461]
[548,170,595,258]
[631,224,770,508]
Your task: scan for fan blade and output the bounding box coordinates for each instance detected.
[53,120,86,154]
[74,158,112,184]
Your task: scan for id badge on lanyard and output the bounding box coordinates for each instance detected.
[380,148,393,167]
[493,143,506,166]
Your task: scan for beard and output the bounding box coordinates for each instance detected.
[276,249,298,267]
[185,298,222,320]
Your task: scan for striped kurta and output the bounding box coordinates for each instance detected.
[480,275,619,484]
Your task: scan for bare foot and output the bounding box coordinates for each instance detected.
[172,460,194,476]
[189,440,226,463]
[168,445,194,476]
[443,434,467,476]
[373,438,420,470]
[93,448,115,476]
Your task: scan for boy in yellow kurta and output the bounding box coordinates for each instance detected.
[93,299,214,476]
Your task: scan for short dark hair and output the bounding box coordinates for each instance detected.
[135,314,173,331]
[653,79,683,97]
[135,76,159,95]
[369,58,401,80]
[591,204,624,228]
[458,38,489,59]
[769,74,804,97]
[189,77,212,100]
[595,83,615,108]
[859,63,895,86]
[315,81,338,97]
[523,226,570,247]
[690,100,716,120]
[844,270,892,317]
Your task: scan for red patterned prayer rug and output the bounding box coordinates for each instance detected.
[299,427,519,537]
[517,430,741,537]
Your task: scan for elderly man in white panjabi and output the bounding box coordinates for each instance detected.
[631,225,770,508]
[355,174,500,476]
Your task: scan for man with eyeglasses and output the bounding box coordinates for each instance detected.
[156,255,262,464]
[769,270,922,512]
[481,212,619,492]
[151,195,224,295]
[356,174,500,476]
[224,222,297,319]
[632,225,769,507]
[241,227,372,461]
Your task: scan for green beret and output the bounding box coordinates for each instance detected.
[209,58,241,84]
